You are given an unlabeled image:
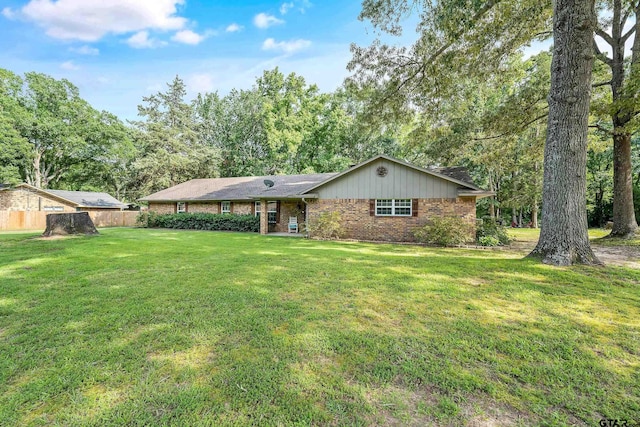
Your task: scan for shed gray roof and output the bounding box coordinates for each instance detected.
[140,173,337,202]
[45,189,128,209]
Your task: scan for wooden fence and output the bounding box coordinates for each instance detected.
[0,211,140,231]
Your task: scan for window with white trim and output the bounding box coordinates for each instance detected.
[267,201,278,224]
[177,202,187,213]
[376,199,412,216]
[221,201,231,214]
[255,201,261,217]
[43,206,64,212]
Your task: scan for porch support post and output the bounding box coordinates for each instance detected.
[259,199,269,235]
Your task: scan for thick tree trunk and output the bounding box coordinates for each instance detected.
[610,130,638,237]
[518,208,523,227]
[603,0,639,237]
[488,175,496,218]
[529,0,600,265]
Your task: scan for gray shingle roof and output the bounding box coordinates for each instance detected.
[46,189,128,209]
[430,167,476,187]
[140,173,338,202]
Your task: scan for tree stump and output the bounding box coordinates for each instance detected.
[42,212,99,237]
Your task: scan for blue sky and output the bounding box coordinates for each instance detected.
[0,0,402,120]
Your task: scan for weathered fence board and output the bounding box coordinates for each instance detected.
[0,211,139,231]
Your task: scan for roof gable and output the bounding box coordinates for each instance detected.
[302,154,481,194]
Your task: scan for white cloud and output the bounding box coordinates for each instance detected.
[280,2,294,14]
[20,0,188,41]
[172,30,206,45]
[253,13,284,29]
[188,73,215,93]
[225,23,243,33]
[60,60,79,70]
[2,7,15,19]
[262,38,311,54]
[69,45,99,55]
[298,0,312,13]
[127,31,166,49]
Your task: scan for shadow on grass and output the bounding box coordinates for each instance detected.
[0,229,638,425]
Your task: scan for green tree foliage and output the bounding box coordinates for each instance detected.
[0,69,133,199]
[132,76,220,196]
[192,68,401,178]
[0,69,29,184]
[194,89,269,177]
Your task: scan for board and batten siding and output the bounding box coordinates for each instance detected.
[314,159,461,199]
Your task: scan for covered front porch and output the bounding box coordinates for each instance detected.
[255,196,315,236]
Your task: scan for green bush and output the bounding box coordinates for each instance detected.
[307,212,344,240]
[478,236,500,247]
[136,211,159,228]
[414,216,474,246]
[476,217,511,246]
[138,212,259,232]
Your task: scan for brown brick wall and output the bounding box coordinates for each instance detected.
[187,203,219,214]
[148,203,176,214]
[0,188,76,212]
[231,202,253,215]
[307,198,476,242]
[148,201,255,216]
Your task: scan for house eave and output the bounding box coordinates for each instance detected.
[457,190,495,199]
[248,194,319,201]
[141,195,319,203]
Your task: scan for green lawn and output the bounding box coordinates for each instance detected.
[507,227,611,243]
[1,228,639,426]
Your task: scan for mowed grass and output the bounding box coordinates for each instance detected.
[508,227,639,247]
[0,228,639,426]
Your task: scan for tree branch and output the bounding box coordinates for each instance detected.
[378,0,500,105]
[595,27,615,46]
[620,3,633,31]
[588,123,614,135]
[621,26,636,43]
[593,40,613,66]
[473,113,548,141]
[592,80,612,88]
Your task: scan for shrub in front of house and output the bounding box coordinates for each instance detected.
[413,216,475,246]
[137,212,260,232]
[476,217,511,246]
[307,211,344,240]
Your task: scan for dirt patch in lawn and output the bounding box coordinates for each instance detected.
[508,239,640,269]
[364,383,535,427]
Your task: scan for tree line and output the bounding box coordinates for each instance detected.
[1,58,638,233]
[0,68,401,202]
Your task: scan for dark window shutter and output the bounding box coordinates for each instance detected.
[174,203,178,214]
[369,199,375,216]
[219,202,223,213]
[251,202,255,215]
[412,199,418,217]
[185,203,189,213]
[276,201,281,223]
[230,202,234,214]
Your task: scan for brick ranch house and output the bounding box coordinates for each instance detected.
[0,183,128,212]
[140,155,493,242]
